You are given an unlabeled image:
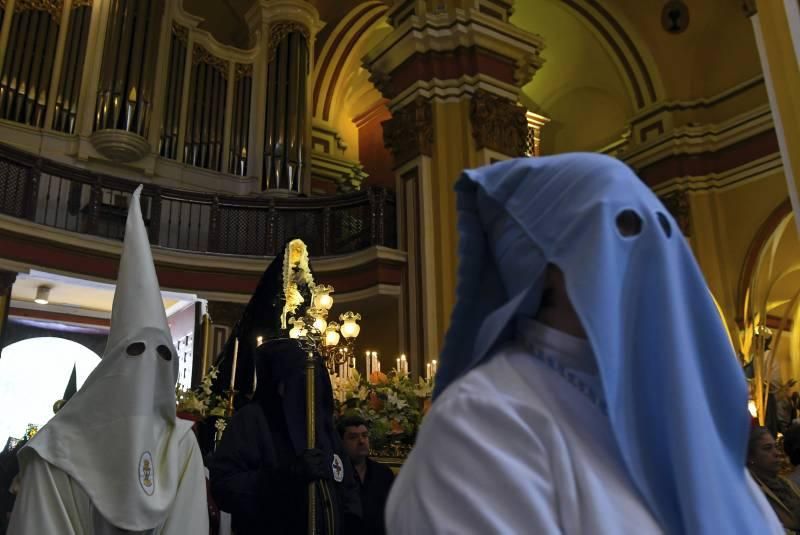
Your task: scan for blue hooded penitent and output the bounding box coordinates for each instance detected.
[435,153,766,533]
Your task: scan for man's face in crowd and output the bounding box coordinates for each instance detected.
[342,424,370,462]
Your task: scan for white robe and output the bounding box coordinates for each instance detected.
[386,322,781,534]
[7,431,208,535]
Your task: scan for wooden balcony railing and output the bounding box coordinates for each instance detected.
[0,144,397,257]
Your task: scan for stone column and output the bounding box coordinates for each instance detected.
[364,0,544,373]
[0,270,17,350]
[746,1,800,235]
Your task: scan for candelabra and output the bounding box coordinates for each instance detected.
[288,285,362,370]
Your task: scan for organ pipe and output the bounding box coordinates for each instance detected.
[262,28,308,193]
[53,1,91,133]
[160,23,186,159]
[229,63,252,176]
[0,1,62,127]
[184,44,228,172]
[93,0,163,137]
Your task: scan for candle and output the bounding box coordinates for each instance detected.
[230,337,239,391]
[400,354,407,376]
[396,357,401,373]
[426,362,431,381]
[365,351,371,377]
[432,359,438,377]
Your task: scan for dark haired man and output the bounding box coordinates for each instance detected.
[338,415,394,535]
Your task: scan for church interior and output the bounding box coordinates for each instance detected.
[1,0,800,528]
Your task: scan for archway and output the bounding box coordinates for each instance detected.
[735,203,800,423]
[0,337,100,444]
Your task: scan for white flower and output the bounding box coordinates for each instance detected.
[387,391,408,410]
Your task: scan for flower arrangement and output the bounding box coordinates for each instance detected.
[333,369,433,456]
[175,366,229,418]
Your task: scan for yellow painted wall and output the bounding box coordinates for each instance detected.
[428,98,480,350]
[513,0,634,154]
[691,171,789,321]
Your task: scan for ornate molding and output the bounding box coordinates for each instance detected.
[742,0,757,17]
[470,91,527,156]
[267,21,309,62]
[172,22,189,44]
[382,99,433,167]
[515,54,545,87]
[246,0,323,52]
[192,44,229,76]
[14,0,63,22]
[235,62,253,80]
[72,0,92,8]
[365,6,544,101]
[90,129,150,163]
[659,190,691,236]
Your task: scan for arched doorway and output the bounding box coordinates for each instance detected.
[736,202,800,424]
[0,338,100,444]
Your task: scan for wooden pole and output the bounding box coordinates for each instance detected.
[306,349,316,535]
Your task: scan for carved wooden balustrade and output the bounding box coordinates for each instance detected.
[0,143,396,256]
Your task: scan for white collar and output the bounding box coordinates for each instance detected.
[517,318,598,376]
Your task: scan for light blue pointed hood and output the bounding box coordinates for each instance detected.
[435,153,766,533]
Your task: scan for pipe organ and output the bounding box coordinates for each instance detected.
[159,23,187,161]
[0,0,322,195]
[94,0,163,137]
[263,25,308,193]
[230,63,252,177]
[184,44,228,172]
[52,0,91,134]
[0,0,63,128]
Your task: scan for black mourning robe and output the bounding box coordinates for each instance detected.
[356,458,394,535]
[209,339,362,535]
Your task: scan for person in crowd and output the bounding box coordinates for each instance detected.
[749,426,800,532]
[209,241,362,535]
[386,153,781,533]
[784,424,800,487]
[338,415,394,535]
[7,186,208,534]
[776,382,797,433]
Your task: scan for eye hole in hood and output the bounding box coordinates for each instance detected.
[156,345,173,361]
[616,209,642,237]
[126,342,146,356]
[657,212,672,238]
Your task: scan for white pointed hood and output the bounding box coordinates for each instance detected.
[20,186,194,530]
[104,185,172,355]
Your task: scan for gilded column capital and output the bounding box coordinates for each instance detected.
[470,90,528,156]
[382,98,434,166]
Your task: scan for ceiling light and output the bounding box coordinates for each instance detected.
[34,286,51,305]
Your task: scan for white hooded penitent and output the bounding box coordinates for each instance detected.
[10,186,208,533]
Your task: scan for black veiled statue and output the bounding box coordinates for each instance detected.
[213,239,315,402]
[208,239,363,535]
